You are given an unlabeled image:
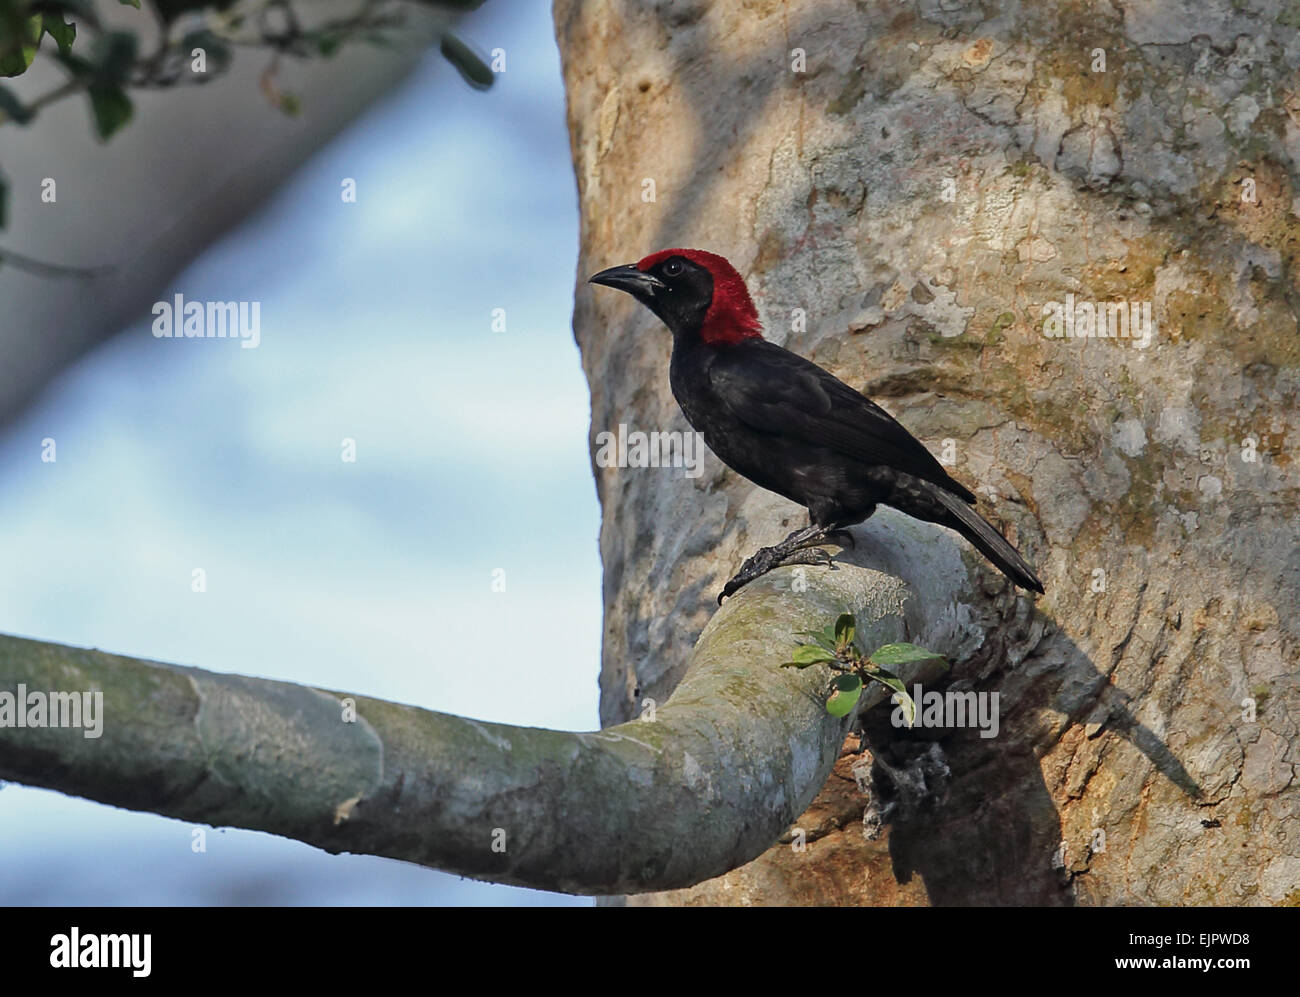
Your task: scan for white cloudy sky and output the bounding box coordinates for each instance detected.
[0,4,601,905]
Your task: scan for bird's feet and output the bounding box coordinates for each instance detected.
[717,525,851,603]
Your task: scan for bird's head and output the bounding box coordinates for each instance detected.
[588,249,764,345]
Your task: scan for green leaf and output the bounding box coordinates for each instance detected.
[439,32,493,90]
[834,613,855,649]
[868,642,947,670]
[52,54,90,83]
[0,14,43,78]
[32,0,98,19]
[0,82,33,123]
[784,643,835,668]
[87,83,131,139]
[118,0,141,7]
[866,667,916,727]
[794,628,833,652]
[799,624,838,651]
[94,30,137,81]
[826,674,862,718]
[277,91,301,117]
[43,13,76,56]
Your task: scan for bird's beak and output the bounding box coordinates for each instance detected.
[588,263,665,302]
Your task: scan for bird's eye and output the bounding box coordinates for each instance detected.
[663,259,684,277]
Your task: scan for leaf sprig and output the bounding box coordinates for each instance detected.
[781,613,946,724]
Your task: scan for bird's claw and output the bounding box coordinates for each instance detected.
[717,543,835,604]
[717,545,778,603]
[779,547,835,568]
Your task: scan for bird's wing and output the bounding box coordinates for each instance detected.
[707,341,976,502]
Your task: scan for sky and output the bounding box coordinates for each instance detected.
[0,3,601,905]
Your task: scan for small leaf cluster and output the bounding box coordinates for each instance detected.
[782,613,945,725]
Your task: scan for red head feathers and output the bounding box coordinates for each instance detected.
[637,248,764,346]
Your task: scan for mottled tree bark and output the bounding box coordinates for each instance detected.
[555,0,1300,905]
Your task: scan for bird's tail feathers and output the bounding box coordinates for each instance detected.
[933,488,1045,594]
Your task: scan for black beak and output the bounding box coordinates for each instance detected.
[588,263,665,302]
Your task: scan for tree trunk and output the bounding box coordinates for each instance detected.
[554,0,1300,906]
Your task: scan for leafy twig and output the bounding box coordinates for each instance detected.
[781,613,947,723]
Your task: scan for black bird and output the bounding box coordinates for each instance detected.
[589,248,1044,602]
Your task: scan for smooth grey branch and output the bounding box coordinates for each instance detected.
[0,565,943,895]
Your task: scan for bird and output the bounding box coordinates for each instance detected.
[589,248,1045,604]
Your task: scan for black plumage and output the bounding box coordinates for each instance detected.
[590,250,1044,601]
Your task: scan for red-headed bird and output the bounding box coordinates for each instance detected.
[589,249,1044,603]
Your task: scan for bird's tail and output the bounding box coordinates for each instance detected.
[933,488,1045,594]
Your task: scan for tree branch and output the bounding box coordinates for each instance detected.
[0,564,944,895]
